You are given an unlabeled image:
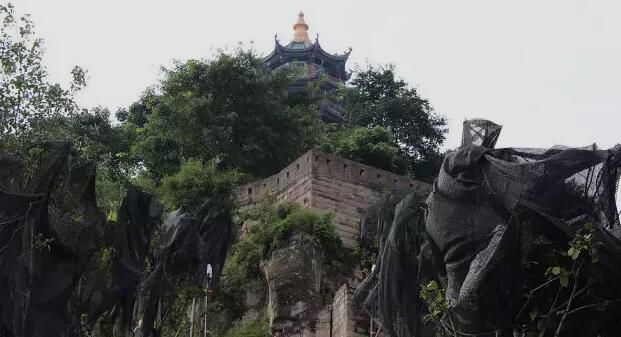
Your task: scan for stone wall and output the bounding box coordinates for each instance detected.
[331,284,368,337]
[331,285,351,337]
[236,149,430,248]
[315,308,333,337]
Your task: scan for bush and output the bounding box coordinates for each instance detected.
[231,198,343,274]
[320,126,409,175]
[157,158,240,210]
[217,197,345,326]
[221,311,270,337]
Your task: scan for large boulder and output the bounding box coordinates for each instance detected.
[262,232,324,336]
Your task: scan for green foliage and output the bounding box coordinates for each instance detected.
[231,197,342,274]
[32,232,54,252]
[34,107,135,215]
[126,49,323,182]
[157,283,207,337]
[340,65,447,181]
[517,223,613,336]
[157,158,240,210]
[0,3,133,215]
[355,233,379,278]
[567,222,602,263]
[218,198,344,325]
[79,313,92,337]
[97,169,124,221]
[115,88,159,127]
[420,223,616,337]
[221,311,270,337]
[320,125,408,174]
[157,281,267,337]
[0,3,85,140]
[420,280,449,324]
[39,107,137,214]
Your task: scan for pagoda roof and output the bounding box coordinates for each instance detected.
[264,38,351,82]
[263,13,352,83]
[266,38,351,62]
[265,12,351,64]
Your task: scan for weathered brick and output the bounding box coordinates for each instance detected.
[235,149,430,249]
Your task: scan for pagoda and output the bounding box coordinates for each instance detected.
[264,12,351,123]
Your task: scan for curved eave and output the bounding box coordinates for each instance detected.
[313,41,351,62]
[266,41,350,61]
[263,40,351,82]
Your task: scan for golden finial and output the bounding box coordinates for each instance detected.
[292,11,311,44]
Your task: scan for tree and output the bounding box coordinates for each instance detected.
[341,65,447,181]
[127,50,323,182]
[320,126,408,174]
[53,107,136,215]
[157,158,240,211]
[115,88,158,127]
[23,106,135,216]
[0,4,132,215]
[0,3,85,141]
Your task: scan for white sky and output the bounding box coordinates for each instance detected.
[14,0,621,150]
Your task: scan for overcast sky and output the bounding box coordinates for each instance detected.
[15,0,621,150]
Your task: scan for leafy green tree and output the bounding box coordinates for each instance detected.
[0,3,85,141]
[29,107,135,216]
[157,158,240,210]
[320,126,408,174]
[115,88,159,127]
[0,4,132,215]
[127,50,323,182]
[341,65,447,181]
[51,107,133,213]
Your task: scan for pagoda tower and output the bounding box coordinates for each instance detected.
[264,12,351,123]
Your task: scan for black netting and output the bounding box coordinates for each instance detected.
[0,142,236,337]
[356,119,621,337]
[80,185,162,337]
[133,200,235,337]
[0,141,105,337]
[461,118,502,149]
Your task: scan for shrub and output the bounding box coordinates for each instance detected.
[221,312,270,337]
[231,197,342,275]
[217,197,345,327]
[157,158,240,210]
[320,126,409,174]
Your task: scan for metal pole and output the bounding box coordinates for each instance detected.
[189,298,196,337]
[204,264,212,337]
[203,294,208,337]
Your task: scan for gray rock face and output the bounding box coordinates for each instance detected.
[242,279,267,322]
[262,232,324,336]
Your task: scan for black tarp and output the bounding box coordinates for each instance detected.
[0,142,105,337]
[133,200,235,337]
[355,120,621,337]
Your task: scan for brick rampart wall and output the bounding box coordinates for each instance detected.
[235,149,430,248]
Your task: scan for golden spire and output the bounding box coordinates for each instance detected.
[292,12,312,44]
